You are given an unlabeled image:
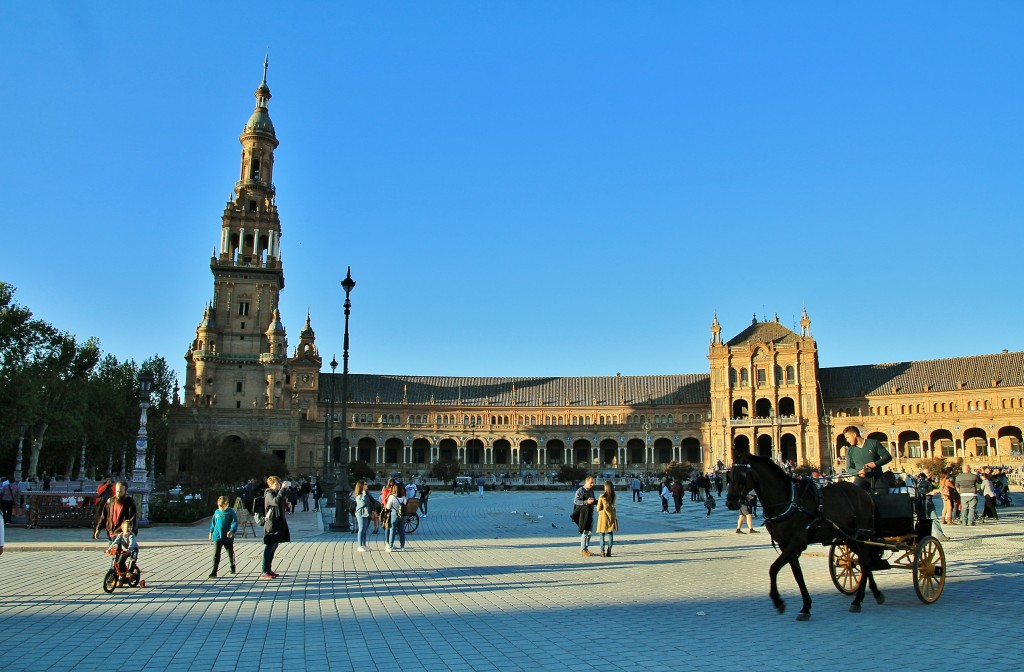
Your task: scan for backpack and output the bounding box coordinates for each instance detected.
[253,495,267,526]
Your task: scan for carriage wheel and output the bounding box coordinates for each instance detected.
[913,536,945,603]
[103,569,118,594]
[829,542,862,595]
[404,513,419,534]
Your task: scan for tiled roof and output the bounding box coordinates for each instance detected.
[319,373,711,407]
[820,351,1024,398]
[726,321,801,347]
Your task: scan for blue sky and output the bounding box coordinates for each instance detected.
[3,2,1022,386]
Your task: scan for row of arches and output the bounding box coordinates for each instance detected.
[729,365,797,388]
[350,412,707,427]
[330,435,706,467]
[732,397,796,418]
[835,425,1023,460]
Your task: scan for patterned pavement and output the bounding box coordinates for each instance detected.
[1,488,1022,672]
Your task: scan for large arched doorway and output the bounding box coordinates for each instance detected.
[755,399,773,418]
[438,438,457,462]
[384,437,403,464]
[573,439,592,465]
[521,439,539,466]
[547,439,565,465]
[756,434,773,458]
[780,433,797,464]
[600,439,619,466]
[681,437,701,464]
[654,437,673,464]
[778,397,796,417]
[866,432,889,455]
[963,428,988,457]
[733,434,751,458]
[412,437,430,464]
[627,438,646,464]
[466,438,484,464]
[998,426,1022,456]
[493,439,511,465]
[930,429,954,458]
[357,436,376,463]
[898,430,921,460]
[732,399,749,418]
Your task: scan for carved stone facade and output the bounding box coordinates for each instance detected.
[166,70,1024,479]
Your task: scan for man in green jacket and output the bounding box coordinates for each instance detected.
[843,426,893,493]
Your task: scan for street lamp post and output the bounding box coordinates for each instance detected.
[132,369,154,526]
[333,268,355,531]
[643,420,651,467]
[15,421,26,481]
[324,355,338,506]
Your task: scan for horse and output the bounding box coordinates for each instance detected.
[725,452,884,621]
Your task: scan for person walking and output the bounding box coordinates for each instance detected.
[300,478,311,512]
[660,481,670,513]
[939,470,955,524]
[574,476,598,557]
[735,494,760,534]
[0,478,19,524]
[955,466,981,526]
[353,480,371,551]
[630,476,641,503]
[477,474,486,497]
[384,483,407,552]
[704,491,716,518]
[980,469,1000,522]
[208,496,238,577]
[312,479,323,512]
[93,482,138,540]
[419,481,431,517]
[596,480,619,557]
[672,479,683,513]
[261,476,291,579]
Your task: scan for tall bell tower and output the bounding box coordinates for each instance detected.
[184,58,291,411]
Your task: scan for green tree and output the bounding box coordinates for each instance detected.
[347,459,375,485]
[664,460,695,482]
[141,355,177,478]
[555,464,587,484]
[431,458,461,482]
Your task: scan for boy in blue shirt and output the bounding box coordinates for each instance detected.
[208,496,238,578]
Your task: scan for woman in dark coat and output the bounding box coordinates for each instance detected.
[261,475,291,579]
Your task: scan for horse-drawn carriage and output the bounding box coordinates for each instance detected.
[727,454,946,620]
[828,488,945,604]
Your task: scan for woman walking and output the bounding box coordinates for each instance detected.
[353,480,371,551]
[261,476,291,579]
[596,480,619,557]
[384,483,407,552]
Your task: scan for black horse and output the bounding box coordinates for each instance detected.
[726,452,883,621]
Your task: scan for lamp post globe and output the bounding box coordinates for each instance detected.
[333,267,355,531]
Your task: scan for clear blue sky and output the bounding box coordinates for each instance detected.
[4,3,1022,387]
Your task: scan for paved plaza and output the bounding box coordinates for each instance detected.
[2,488,1023,672]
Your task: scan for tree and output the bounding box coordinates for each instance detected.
[664,460,696,482]
[188,433,285,502]
[555,464,587,484]
[347,459,375,485]
[140,355,177,478]
[431,458,461,482]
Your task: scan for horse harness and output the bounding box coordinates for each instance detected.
[735,464,869,543]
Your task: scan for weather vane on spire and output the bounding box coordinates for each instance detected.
[262,51,269,85]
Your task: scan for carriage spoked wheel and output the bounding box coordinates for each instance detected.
[912,536,945,603]
[828,541,862,595]
[404,512,420,534]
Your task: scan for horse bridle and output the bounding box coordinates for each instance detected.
[733,462,824,527]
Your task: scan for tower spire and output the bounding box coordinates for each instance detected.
[262,51,269,86]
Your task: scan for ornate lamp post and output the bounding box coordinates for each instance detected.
[333,268,355,531]
[643,422,651,467]
[132,369,154,526]
[15,420,26,483]
[323,355,338,506]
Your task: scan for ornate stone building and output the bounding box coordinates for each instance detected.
[166,69,1024,479]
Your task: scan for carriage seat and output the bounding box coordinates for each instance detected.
[872,492,914,537]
